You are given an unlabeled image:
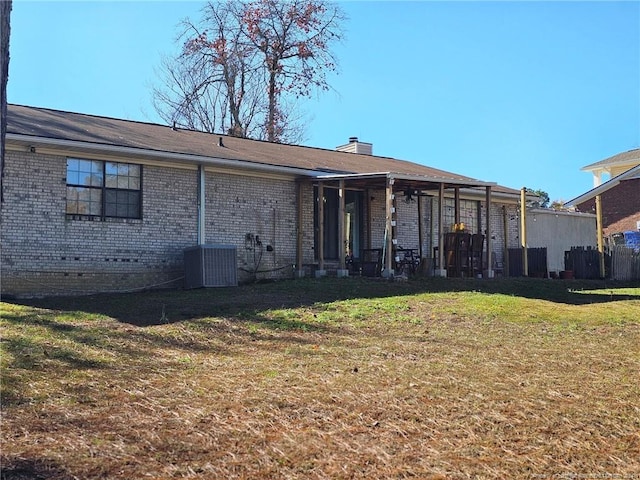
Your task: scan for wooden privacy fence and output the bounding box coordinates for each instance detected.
[610,245,640,281]
[508,248,547,277]
[564,247,601,280]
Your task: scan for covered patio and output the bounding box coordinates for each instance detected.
[296,172,498,279]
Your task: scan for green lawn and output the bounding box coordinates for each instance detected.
[2,277,639,479]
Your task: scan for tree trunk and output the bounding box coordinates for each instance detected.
[267,69,277,142]
[1,0,11,204]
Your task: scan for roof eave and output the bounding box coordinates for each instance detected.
[6,133,327,178]
[315,171,497,189]
[566,164,640,206]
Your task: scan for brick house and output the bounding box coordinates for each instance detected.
[566,149,640,236]
[2,105,526,297]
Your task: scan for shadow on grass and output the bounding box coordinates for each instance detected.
[2,277,638,406]
[10,276,639,327]
[0,456,74,480]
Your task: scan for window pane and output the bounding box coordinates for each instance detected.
[104,203,116,217]
[91,189,102,202]
[104,189,139,218]
[116,204,128,217]
[78,160,93,175]
[67,159,79,171]
[105,162,118,175]
[66,171,80,185]
[105,174,117,188]
[129,177,140,190]
[117,163,129,176]
[117,176,129,189]
[89,198,102,215]
[128,165,140,177]
[128,196,140,217]
[66,187,78,214]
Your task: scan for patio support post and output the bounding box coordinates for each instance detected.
[383,176,394,277]
[520,187,528,277]
[316,182,326,277]
[454,186,460,227]
[417,193,424,260]
[595,194,605,278]
[337,180,348,277]
[295,180,304,278]
[437,182,446,277]
[485,185,493,278]
[366,188,372,249]
[502,205,509,277]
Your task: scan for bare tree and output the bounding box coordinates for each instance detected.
[153,0,344,143]
[1,0,12,204]
[154,2,265,137]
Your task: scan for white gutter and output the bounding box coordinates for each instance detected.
[566,164,640,206]
[7,133,326,178]
[315,171,497,188]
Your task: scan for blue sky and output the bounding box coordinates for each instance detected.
[7,1,640,202]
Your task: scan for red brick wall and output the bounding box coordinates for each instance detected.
[576,178,640,235]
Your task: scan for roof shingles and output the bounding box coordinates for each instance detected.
[8,104,517,194]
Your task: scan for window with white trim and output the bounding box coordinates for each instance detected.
[66,159,142,219]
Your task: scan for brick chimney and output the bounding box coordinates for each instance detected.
[336,137,373,155]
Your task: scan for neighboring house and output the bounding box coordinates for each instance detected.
[566,149,640,236]
[2,105,526,297]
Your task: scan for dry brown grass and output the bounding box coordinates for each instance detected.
[1,278,639,479]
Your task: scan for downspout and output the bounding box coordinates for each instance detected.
[296,180,304,278]
[198,165,206,245]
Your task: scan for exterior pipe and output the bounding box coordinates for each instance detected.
[197,164,206,245]
[296,181,304,278]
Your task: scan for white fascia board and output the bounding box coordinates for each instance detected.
[6,133,324,179]
[566,164,640,206]
[316,171,497,188]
